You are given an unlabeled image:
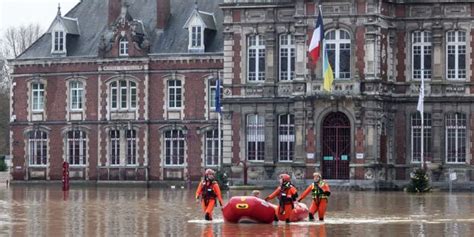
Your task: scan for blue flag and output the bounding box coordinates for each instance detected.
[215,78,221,113]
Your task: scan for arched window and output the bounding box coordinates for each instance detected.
[110,80,137,110]
[279,114,294,161]
[110,129,120,165]
[412,31,432,80]
[205,129,220,166]
[446,113,466,163]
[446,31,466,80]
[248,35,266,82]
[28,130,48,166]
[164,130,185,166]
[324,29,351,79]
[67,130,86,165]
[279,34,295,81]
[119,38,129,56]
[70,81,84,110]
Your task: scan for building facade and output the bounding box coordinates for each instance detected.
[9,0,474,186]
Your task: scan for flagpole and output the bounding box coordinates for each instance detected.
[217,72,222,171]
[420,78,424,169]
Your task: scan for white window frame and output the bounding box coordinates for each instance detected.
[209,79,222,111]
[110,130,120,166]
[446,113,467,164]
[324,29,351,79]
[247,35,266,82]
[279,114,295,162]
[279,34,295,81]
[119,38,129,56]
[446,31,466,80]
[168,80,182,109]
[411,113,432,163]
[205,129,220,166]
[190,25,203,49]
[70,81,84,111]
[126,129,137,165]
[67,130,86,166]
[164,130,185,166]
[28,130,48,166]
[109,80,137,111]
[247,114,265,161]
[32,82,45,112]
[53,31,65,53]
[412,31,432,80]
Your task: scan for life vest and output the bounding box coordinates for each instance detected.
[201,180,217,200]
[279,183,295,205]
[311,181,329,199]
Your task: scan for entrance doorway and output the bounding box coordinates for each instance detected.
[321,112,351,179]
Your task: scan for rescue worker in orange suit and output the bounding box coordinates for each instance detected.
[195,169,224,221]
[264,174,298,223]
[298,172,331,221]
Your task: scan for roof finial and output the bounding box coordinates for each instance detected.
[194,0,198,11]
[57,3,62,16]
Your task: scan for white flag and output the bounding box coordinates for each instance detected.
[417,77,424,113]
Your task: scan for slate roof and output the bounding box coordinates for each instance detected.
[61,17,81,35]
[199,11,217,30]
[18,0,223,59]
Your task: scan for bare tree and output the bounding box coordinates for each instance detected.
[0,23,43,155]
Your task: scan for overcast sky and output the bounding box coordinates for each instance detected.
[0,0,80,33]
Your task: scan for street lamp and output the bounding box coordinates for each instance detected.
[233,160,248,185]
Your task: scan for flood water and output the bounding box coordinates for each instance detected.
[0,185,473,236]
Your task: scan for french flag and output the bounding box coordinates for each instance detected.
[308,8,324,64]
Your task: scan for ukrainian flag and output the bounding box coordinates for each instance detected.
[322,50,334,92]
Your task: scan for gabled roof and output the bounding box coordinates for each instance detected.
[184,9,217,30]
[17,0,223,60]
[47,15,80,35]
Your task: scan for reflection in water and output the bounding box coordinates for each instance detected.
[0,187,473,236]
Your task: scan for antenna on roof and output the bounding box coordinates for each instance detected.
[57,3,62,16]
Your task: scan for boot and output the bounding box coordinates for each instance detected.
[285,218,290,224]
[205,213,210,221]
[308,213,314,221]
[273,215,279,222]
[319,217,324,221]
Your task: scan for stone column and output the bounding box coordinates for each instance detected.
[432,22,443,81]
[264,105,276,164]
[294,101,306,164]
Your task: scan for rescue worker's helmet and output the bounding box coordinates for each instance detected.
[205,169,215,176]
[280,174,291,183]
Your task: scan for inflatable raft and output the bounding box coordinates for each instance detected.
[222,196,309,223]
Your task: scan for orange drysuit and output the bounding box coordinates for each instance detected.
[266,184,298,221]
[195,179,224,220]
[299,180,331,220]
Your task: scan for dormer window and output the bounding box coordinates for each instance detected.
[184,8,217,53]
[119,38,129,56]
[191,26,203,48]
[53,31,65,52]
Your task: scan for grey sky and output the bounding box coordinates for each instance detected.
[0,0,80,33]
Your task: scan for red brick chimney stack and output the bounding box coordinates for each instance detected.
[157,0,170,29]
[108,0,122,25]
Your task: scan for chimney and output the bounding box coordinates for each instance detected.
[157,0,170,29]
[108,0,122,25]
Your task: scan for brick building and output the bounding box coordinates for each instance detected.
[9,0,474,186]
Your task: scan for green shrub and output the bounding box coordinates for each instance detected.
[407,168,431,193]
[216,170,229,191]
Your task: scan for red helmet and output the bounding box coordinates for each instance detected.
[205,169,215,176]
[280,174,291,182]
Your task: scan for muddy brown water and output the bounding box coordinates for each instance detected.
[0,186,473,236]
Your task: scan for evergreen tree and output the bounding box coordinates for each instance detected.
[407,168,431,193]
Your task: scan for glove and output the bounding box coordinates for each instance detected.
[324,191,331,197]
[195,197,200,203]
[219,201,223,207]
[264,197,270,202]
[297,199,302,202]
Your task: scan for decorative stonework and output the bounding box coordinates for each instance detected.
[409,6,431,17]
[245,10,266,22]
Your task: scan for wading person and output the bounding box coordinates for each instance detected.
[195,169,224,221]
[264,173,298,223]
[298,172,331,221]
